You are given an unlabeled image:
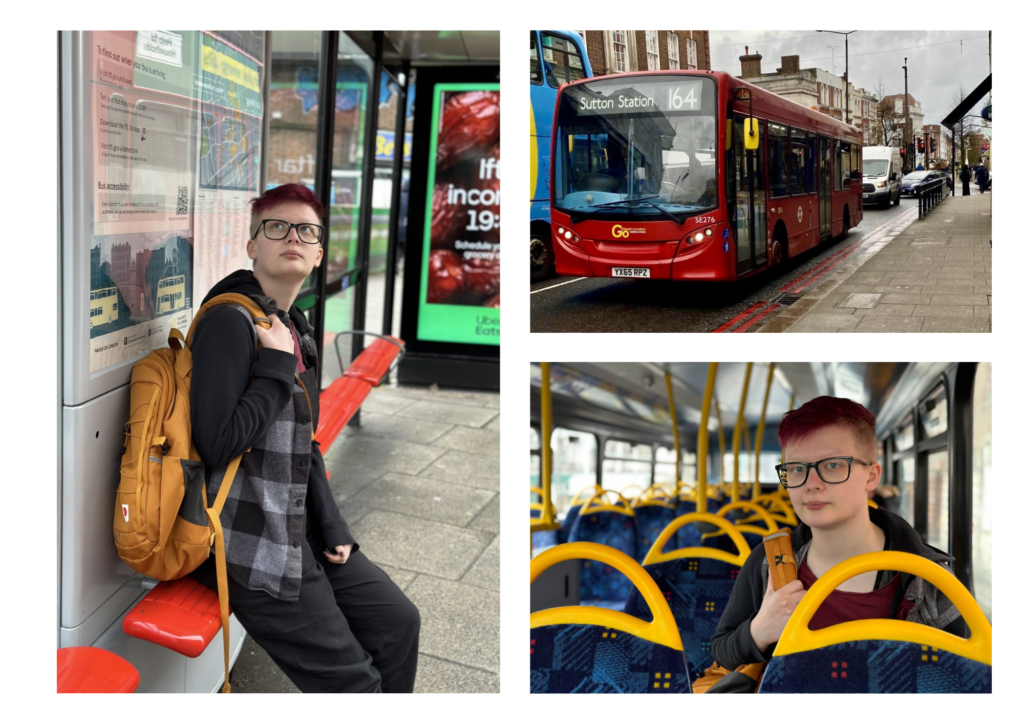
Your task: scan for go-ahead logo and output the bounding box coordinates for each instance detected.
[611,224,646,239]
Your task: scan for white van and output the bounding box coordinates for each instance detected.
[861,146,902,208]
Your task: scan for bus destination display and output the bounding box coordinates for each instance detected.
[575,79,703,116]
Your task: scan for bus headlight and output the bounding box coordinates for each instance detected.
[705,228,713,236]
[686,236,695,245]
[695,233,704,242]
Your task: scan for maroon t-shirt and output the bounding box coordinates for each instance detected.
[798,560,915,630]
[290,320,306,373]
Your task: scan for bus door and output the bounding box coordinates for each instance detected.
[818,136,832,240]
[727,113,768,274]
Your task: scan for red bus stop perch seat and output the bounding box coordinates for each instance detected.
[57,646,140,693]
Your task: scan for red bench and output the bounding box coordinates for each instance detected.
[120,332,404,680]
[57,647,140,693]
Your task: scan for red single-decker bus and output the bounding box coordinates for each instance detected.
[549,70,864,282]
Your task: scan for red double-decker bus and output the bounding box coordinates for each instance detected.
[549,70,864,282]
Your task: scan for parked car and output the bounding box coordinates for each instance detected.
[900,170,947,197]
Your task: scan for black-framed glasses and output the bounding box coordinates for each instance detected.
[253,219,324,244]
[775,457,874,489]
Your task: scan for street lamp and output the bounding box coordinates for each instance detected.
[817,30,857,124]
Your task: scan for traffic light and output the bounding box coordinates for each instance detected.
[917,138,925,153]
[930,136,936,153]
[900,148,905,157]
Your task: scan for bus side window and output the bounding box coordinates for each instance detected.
[541,33,586,88]
[530,32,542,85]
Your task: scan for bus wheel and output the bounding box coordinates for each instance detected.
[841,208,850,240]
[770,234,786,267]
[531,231,556,282]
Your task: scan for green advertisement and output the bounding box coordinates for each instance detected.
[417,83,500,345]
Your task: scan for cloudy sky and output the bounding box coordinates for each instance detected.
[708,31,990,125]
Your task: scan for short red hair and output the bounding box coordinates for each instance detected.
[249,184,324,238]
[778,396,878,460]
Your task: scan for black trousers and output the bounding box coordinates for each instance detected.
[192,546,420,693]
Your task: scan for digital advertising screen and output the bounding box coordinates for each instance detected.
[417,83,500,346]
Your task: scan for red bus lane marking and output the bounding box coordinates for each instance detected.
[712,301,767,333]
[733,303,781,333]
[720,207,916,332]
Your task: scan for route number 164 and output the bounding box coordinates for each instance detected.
[668,85,699,110]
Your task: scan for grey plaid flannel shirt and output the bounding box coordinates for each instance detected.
[203,302,320,601]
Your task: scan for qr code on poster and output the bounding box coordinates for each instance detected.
[177,186,188,216]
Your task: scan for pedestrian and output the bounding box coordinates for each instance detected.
[976,164,989,194]
[960,164,971,196]
[916,163,924,172]
[187,183,420,693]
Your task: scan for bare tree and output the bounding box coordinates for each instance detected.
[947,84,979,166]
[873,78,901,146]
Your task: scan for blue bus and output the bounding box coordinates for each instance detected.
[530,31,592,281]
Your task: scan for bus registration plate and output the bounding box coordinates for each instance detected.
[612,268,650,278]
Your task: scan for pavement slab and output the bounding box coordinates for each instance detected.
[339,410,455,445]
[467,494,500,534]
[461,535,500,592]
[345,472,495,527]
[421,449,501,491]
[350,510,493,580]
[404,575,500,673]
[396,399,499,428]
[414,655,500,693]
[323,435,445,476]
[434,426,501,457]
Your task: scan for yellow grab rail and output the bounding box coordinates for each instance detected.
[716,501,780,536]
[569,485,603,508]
[530,542,683,651]
[643,512,751,567]
[579,490,635,517]
[774,551,992,666]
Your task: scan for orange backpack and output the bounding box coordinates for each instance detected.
[113,293,270,693]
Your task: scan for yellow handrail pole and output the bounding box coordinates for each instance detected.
[731,363,753,504]
[754,362,775,498]
[698,364,719,514]
[665,372,682,504]
[540,363,555,535]
[744,419,752,486]
[713,397,726,492]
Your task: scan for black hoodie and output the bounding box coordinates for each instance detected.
[710,506,967,671]
[190,269,357,566]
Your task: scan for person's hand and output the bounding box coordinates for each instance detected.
[324,544,353,565]
[254,314,294,353]
[749,573,805,653]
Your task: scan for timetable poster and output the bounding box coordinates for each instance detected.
[87,31,263,373]
[88,31,196,373]
[417,84,500,346]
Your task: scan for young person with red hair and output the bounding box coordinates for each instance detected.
[187,183,419,692]
[711,396,966,671]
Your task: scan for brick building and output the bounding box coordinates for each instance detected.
[737,49,877,145]
[578,31,710,76]
[922,123,950,167]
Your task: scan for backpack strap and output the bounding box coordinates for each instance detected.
[204,450,246,693]
[184,292,272,348]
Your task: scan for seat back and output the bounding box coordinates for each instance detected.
[633,499,678,561]
[567,492,638,604]
[624,513,751,681]
[758,551,992,693]
[701,501,779,555]
[531,542,692,693]
[558,486,603,544]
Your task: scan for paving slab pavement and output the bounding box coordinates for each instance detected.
[762,190,992,333]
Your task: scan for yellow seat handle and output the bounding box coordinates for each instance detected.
[775,550,992,666]
[530,542,683,651]
[580,490,635,517]
[643,512,751,566]
[569,485,603,508]
[716,501,779,535]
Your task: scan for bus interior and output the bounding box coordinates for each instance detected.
[530,361,991,693]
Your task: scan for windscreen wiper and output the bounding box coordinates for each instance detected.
[565,195,684,225]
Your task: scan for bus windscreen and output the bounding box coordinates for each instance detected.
[554,76,717,219]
